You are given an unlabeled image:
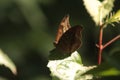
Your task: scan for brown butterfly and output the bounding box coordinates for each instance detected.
[54,15,83,54]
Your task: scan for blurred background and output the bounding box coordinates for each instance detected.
[0,0,120,80]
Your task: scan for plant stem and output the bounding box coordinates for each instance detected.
[97,28,120,65]
[98,26,103,65]
[103,35,120,49]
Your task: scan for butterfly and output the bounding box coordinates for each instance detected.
[54,15,83,53]
[49,15,83,60]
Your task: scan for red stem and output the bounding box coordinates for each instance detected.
[103,35,120,49]
[97,29,120,65]
[98,27,103,65]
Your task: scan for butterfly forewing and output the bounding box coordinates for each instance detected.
[54,15,71,46]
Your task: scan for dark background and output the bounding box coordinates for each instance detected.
[0,0,120,80]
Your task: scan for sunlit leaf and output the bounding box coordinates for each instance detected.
[0,49,17,75]
[48,51,96,80]
[70,51,82,64]
[83,0,101,25]
[100,0,114,22]
[105,10,120,25]
[83,0,114,25]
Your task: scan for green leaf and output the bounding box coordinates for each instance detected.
[47,51,96,80]
[99,68,120,76]
[0,77,8,80]
[105,10,120,25]
[83,63,120,77]
[0,49,17,75]
[70,51,82,64]
[83,52,120,78]
[83,0,114,25]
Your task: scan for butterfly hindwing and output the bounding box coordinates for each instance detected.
[56,25,83,53]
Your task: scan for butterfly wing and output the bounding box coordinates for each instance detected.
[54,15,71,46]
[56,25,83,53]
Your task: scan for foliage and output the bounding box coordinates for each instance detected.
[0,0,120,80]
[0,49,17,75]
[83,0,115,25]
[48,0,120,80]
[105,10,120,26]
[48,51,96,80]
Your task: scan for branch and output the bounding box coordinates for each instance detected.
[103,35,120,49]
[98,27,103,65]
